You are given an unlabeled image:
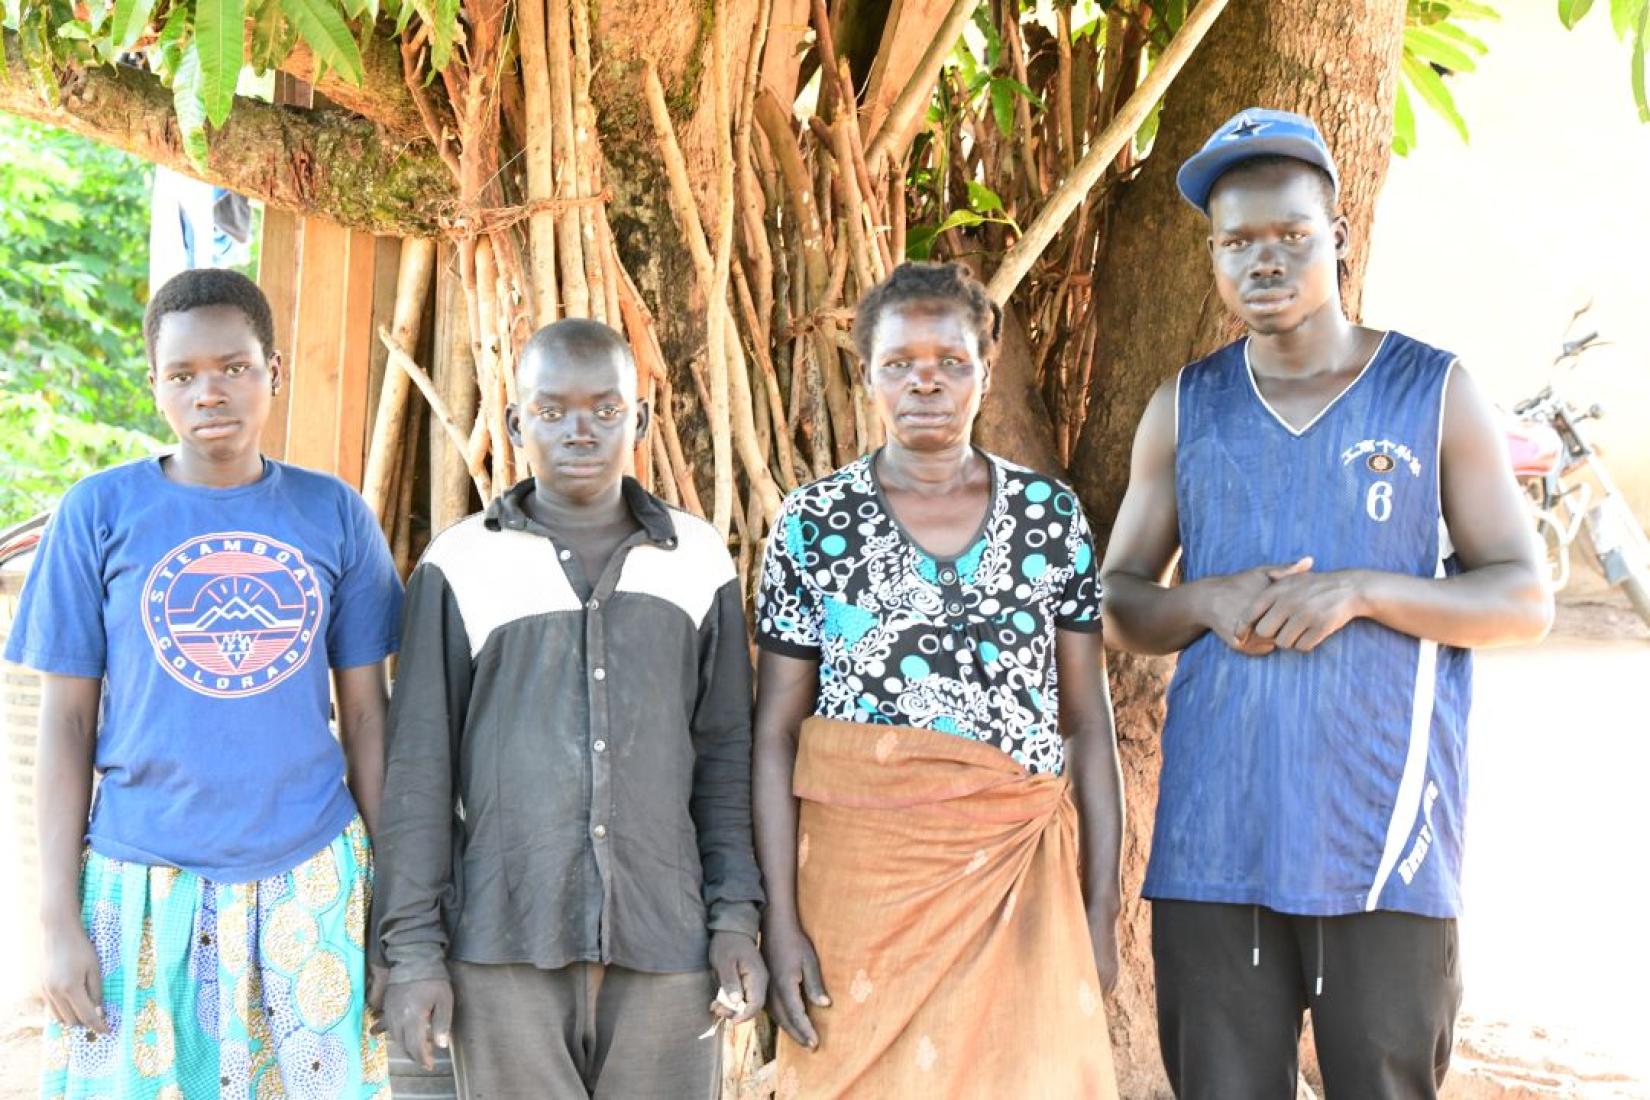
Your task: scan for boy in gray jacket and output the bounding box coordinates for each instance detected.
[376,319,766,1099]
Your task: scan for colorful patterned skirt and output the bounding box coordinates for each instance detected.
[42,816,388,1099]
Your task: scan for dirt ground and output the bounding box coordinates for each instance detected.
[0,592,1645,1099]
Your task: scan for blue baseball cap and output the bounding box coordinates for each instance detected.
[1175,108,1340,215]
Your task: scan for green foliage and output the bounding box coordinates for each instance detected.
[1564,0,1650,121]
[2,0,461,171]
[1395,0,1495,154]
[196,0,246,127]
[0,117,164,527]
[1397,0,1650,152]
[905,180,1021,260]
[0,392,162,527]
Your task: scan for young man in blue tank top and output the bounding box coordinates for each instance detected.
[1100,109,1553,1098]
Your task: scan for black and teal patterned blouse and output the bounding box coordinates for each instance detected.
[755,450,1103,775]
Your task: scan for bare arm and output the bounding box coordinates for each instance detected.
[1245,367,1553,651]
[37,673,105,1031]
[1362,365,1551,646]
[752,648,829,1048]
[1055,630,1123,992]
[1100,381,1294,656]
[334,662,389,837]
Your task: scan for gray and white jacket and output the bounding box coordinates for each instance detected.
[375,478,762,982]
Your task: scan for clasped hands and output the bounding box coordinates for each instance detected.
[1204,556,1367,655]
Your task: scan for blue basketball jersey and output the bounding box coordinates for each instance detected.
[1142,332,1473,918]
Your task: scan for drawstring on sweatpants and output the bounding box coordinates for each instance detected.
[1247,906,1326,995]
[1314,917,1325,997]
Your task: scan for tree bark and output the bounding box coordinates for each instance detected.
[1,36,455,236]
[1065,3,1406,1094]
[278,33,427,140]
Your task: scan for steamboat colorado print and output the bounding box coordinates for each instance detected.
[142,532,324,698]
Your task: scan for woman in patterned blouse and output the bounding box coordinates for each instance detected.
[753,262,1123,1098]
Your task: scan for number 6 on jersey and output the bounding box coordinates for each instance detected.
[1366,480,1393,523]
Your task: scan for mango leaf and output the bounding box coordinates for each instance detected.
[150,2,188,81]
[904,209,987,260]
[248,0,292,72]
[1405,25,1478,71]
[1611,0,1646,37]
[1633,4,1648,120]
[21,12,57,102]
[280,0,363,85]
[1558,0,1595,27]
[195,0,245,127]
[1409,0,1451,26]
[413,0,460,72]
[1401,53,1469,141]
[935,208,985,234]
[109,0,157,50]
[990,78,1015,135]
[56,20,91,38]
[1135,96,1163,153]
[1436,0,1500,18]
[905,225,941,260]
[1392,80,1416,155]
[971,4,1001,68]
[340,0,374,17]
[172,42,211,170]
[951,37,980,86]
[966,179,1003,213]
[1428,20,1489,53]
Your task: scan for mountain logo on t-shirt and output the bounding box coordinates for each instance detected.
[141,532,325,698]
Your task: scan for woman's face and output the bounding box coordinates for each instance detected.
[148,305,277,466]
[864,300,990,453]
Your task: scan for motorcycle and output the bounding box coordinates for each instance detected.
[1503,305,1650,630]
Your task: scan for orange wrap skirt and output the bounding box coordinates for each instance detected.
[774,717,1119,1099]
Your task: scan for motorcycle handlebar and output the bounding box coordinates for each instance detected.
[1561,330,1600,358]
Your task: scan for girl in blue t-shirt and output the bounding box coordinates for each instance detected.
[5,269,404,1097]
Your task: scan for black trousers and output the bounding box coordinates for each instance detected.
[1152,900,1462,1100]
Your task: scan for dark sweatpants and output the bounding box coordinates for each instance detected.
[449,961,720,1100]
[1153,901,1462,1100]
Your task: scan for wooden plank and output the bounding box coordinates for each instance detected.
[286,217,351,473]
[332,230,379,488]
[259,72,314,460]
[257,207,301,459]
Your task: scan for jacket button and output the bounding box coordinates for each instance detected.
[940,569,956,583]
[593,668,606,681]
[559,549,572,561]
[593,739,607,753]
[588,598,600,611]
[592,825,607,839]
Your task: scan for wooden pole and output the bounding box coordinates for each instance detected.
[517,0,562,327]
[985,0,1230,304]
[362,238,437,521]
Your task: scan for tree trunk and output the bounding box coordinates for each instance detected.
[0,33,455,236]
[1066,2,1406,1094]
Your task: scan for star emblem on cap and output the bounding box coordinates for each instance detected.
[1229,114,1269,139]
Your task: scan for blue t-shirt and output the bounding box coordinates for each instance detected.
[4,457,403,882]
